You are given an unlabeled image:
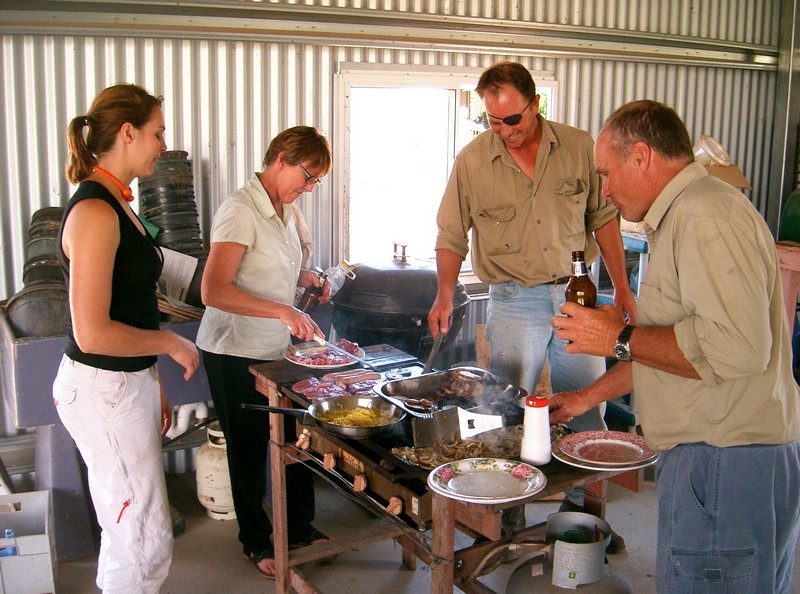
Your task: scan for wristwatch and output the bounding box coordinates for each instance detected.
[614,325,635,362]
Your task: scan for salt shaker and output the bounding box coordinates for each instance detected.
[520,395,552,465]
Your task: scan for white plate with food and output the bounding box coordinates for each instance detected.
[557,430,658,467]
[284,342,365,369]
[427,457,546,504]
[551,448,659,472]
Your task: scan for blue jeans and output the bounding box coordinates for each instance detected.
[656,442,800,593]
[486,281,607,432]
[487,281,607,508]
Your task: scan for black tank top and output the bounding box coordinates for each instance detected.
[58,181,163,371]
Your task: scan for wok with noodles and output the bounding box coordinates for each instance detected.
[241,395,405,439]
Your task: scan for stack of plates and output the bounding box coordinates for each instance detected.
[552,430,659,471]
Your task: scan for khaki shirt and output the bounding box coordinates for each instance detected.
[634,162,800,449]
[435,116,618,286]
[197,173,303,360]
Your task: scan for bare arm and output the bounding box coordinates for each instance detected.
[427,248,463,338]
[594,218,637,324]
[553,301,700,379]
[549,362,633,424]
[62,199,199,379]
[201,241,321,341]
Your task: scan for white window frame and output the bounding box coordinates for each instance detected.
[333,63,558,269]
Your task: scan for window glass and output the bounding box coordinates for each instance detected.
[337,66,557,269]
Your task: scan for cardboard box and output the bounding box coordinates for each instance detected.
[0,490,56,594]
[706,163,751,189]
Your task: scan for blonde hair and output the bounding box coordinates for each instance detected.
[65,83,163,184]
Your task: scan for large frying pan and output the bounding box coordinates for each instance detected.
[241,395,406,440]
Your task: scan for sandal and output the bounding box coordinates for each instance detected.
[246,547,276,579]
[289,528,329,550]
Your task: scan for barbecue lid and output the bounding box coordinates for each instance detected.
[332,260,470,314]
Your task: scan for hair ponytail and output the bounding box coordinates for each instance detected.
[64,84,163,185]
[65,115,96,184]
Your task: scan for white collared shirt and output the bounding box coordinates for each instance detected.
[197,173,302,360]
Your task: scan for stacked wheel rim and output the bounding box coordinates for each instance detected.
[138,151,205,257]
[7,206,69,337]
[138,151,207,306]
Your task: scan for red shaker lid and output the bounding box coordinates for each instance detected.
[525,395,548,408]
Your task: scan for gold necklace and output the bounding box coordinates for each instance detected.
[92,166,133,202]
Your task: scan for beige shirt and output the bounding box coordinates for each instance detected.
[634,162,800,449]
[196,173,303,360]
[435,116,618,286]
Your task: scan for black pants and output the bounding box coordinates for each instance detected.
[202,350,315,557]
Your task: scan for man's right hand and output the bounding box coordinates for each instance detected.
[427,294,454,339]
[549,389,594,425]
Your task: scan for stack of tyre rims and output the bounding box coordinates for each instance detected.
[6,206,69,337]
[138,150,206,307]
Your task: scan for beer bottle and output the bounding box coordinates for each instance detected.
[297,271,327,313]
[564,250,597,308]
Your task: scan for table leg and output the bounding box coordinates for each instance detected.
[582,480,608,519]
[431,493,456,594]
[268,385,291,594]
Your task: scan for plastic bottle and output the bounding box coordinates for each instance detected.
[564,250,597,308]
[0,528,17,557]
[324,260,357,299]
[520,395,552,465]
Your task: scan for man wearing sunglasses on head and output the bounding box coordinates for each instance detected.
[428,61,637,553]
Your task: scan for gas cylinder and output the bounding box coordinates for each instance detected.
[195,421,236,520]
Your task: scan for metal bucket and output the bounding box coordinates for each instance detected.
[506,511,633,593]
[547,511,610,587]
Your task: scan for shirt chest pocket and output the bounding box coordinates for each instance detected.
[473,206,522,256]
[555,178,590,239]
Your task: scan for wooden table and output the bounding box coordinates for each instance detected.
[250,358,645,594]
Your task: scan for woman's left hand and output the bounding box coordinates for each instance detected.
[298,269,331,303]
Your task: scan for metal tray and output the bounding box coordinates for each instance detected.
[373,366,527,419]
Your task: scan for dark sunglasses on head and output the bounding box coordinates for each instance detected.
[487,95,536,126]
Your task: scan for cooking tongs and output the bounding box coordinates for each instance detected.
[423,332,444,373]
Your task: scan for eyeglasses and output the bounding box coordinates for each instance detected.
[486,95,536,126]
[296,162,323,188]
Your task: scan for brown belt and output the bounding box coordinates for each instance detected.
[542,276,571,285]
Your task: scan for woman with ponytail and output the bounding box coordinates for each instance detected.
[54,83,199,593]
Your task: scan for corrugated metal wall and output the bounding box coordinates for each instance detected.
[0,39,779,297]
[0,0,787,436]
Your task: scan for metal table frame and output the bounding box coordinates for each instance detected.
[251,361,644,594]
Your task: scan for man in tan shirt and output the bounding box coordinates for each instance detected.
[551,99,800,592]
[428,61,636,552]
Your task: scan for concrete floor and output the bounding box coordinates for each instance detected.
[56,469,800,594]
[56,470,657,593]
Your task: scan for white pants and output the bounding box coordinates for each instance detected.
[53,355,172,593]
